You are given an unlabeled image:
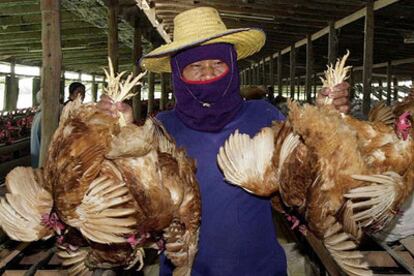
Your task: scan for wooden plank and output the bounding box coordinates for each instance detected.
[362,0,374,116]
[400,236,414,256]
[160,73,167,111]
[0,242,30,270]
[39,0,61,167]
[0,138,30,155]
[107,0,119,73]
[304,231,346,276]
[372,236,414,274]
[363,251,414,268]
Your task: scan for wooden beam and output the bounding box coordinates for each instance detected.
[4,61,18,111]
[160,73,167,110]
[305,34,313,103]
[328,21,337,66]
[136,0,171,43]
[277,51,283,96]
[92,74,98,102]
[290,44,295,99]
[269,57,274,101]
[32,76,41,106]
[262,58,266,86]
[132,17,143,122]
[262,0,400,63]
[108,0,119,72]
[362,0,374,115]
[39,0,62,166]
[147,72,155,115]
[393,77,398,101]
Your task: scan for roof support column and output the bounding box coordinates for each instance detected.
[386,61,392,105]
[328,21,337,66]
[108,0,119,72]
[305,34,313,103]
[147,72,154,115]
[132,17,143,122]
[5,61,18,111]
[39,0,62,166]
[277,51,283,97]
[362,0,374,115]
[289,44,296,99]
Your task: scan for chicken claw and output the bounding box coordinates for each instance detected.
[125,247,145,271]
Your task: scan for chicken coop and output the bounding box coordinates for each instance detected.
[0,0,414,275]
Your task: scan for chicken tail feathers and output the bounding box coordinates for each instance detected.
[67,173,136,244]
[324,221,373,276]
[217,127,276,196]
[0,167,54,242]
[345,171,402,231]
[57,246,91,276]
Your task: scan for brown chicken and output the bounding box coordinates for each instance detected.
[217,53,414,276]
[0,60,201,276]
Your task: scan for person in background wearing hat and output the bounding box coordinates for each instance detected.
[63,82,86,106]
[98,7,350,275]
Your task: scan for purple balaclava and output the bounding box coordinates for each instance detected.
[171,43,243,132]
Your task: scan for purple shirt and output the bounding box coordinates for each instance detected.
[157,99,287,276]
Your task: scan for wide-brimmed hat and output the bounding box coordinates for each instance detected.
[140,7,266,73]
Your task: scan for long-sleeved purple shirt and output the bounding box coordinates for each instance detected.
[157,99,287,276]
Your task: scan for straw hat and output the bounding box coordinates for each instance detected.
[140,7,266,73]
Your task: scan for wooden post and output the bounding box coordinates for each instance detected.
[252,65,257,85]
[32,77,41,106]
[313,73,318,99]
[4,61,18,111]
[160,73,167,111]
[349,67,355,101]
[362,0,374,115]
[328,20,337,66]
[147,72,155,115]
[92,74,98,102]
[290,45,296,99]
[378,79,383,101]
[107,0,119,72]
[256,64,261,85]
[39,0,62,166]
[132,17,142,122]
[269,58,274,101]
[296,77,300,100]
[277,51,283,96]
[386,61,392,105]
[60,70,65,104]
[393,77,398,101]
[305,34,313,103]
[262,59,266,86]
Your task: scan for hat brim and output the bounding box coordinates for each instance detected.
[140,28,266,73]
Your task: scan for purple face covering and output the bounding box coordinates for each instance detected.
[171,43,243,132]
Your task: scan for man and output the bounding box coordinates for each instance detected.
[99,7,349,275]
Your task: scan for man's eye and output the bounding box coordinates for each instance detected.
[191,64,201,68]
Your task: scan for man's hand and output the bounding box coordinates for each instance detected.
[316,82,350,114]
[96,95,134,124]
